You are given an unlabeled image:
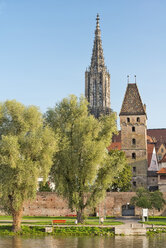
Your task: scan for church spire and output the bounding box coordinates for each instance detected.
[85,14,111,118]
[90,14,106,73]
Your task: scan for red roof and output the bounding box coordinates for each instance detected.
[158,153,166,163]
[147,129,166,151]
[108,142,121,151]
[157,168,166,174]
[147,143,155,167]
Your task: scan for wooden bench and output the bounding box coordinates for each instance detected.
[52,220,66,225]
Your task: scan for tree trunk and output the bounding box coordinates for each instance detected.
[12,208,23,232]
[77,209,84,223]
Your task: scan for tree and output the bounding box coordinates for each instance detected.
[0,100,57,232]
[130,187,166,211]
[45,95,126,223]
[38,181,53,192]
[109,161,132,192]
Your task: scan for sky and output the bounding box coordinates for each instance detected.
[0,0,166,129]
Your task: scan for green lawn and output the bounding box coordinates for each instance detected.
[140,216,166,226]
[0,216,123,226]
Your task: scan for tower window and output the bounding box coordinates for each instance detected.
[132,126,135,132]
[127,117,130,123]
[133,181,136,187]
[133,167,136,173]
[132,153,136,159]
[132,138,136,145]
[137,117,140,122]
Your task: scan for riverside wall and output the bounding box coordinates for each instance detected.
[16,192,166,217]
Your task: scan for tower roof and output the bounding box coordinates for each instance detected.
[90,14,106,73]
[120,83,146,116]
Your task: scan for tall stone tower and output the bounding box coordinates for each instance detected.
[119,83,148,188]
[85,14,111,118]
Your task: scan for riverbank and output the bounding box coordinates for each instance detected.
[0,225,115,237]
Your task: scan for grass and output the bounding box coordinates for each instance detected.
[0,216,123,226]
[140,216,166,226]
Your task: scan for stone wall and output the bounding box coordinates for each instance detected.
[18,192,166,217]
[1,192,165,217]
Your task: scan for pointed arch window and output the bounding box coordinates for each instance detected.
[127,117,130,123]
[132,139,136,145]
[132,126,135,132]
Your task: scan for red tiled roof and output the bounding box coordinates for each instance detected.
[158,153,166,163]
[147,143,155,167]
[157,168,166,174]
[147,129,166,151]
[108,142,121,151]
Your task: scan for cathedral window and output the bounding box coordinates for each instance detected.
[137,117,140,122]
[132,126,135,132]
[132,139,136,145]
[132,153,136,159]
[127,117,130,123]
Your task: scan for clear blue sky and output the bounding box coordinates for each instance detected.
[0,0,165,129]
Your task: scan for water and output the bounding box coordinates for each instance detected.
[0,235,166,248]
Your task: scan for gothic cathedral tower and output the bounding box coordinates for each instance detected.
[119,82,148,188]
[85,14,111,118]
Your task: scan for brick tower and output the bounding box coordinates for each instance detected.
[85,14,111,118]
[119,82,148,188]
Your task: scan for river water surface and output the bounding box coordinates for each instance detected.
[1,235,166,248]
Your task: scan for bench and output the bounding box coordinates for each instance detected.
[52,220,66,225]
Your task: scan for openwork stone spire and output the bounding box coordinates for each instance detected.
[90,14,106,73]
[85,14,111,118]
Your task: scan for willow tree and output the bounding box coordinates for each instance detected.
[0,100,57,232]
[45,95,126,222]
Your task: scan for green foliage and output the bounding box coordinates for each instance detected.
[0,100,57,225]
[107,153,131,192]
[0,225,115,236]
[130,187,166,210]
[38,181,53,192]
[45,95,126,220]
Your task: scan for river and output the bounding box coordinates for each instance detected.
[1,235,166,248]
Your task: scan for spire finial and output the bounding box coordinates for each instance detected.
[96,13,100,29]
[127,75,129,83]
[134,75,136,83]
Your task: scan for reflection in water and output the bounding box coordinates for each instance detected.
[0,234,166,248]
[12,237,22,248]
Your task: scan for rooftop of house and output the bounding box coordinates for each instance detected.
[158,153,166,163]
[147,143,155,167]
[147,129,166,152]
[108,142,121,151]
[157,168,166,174]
